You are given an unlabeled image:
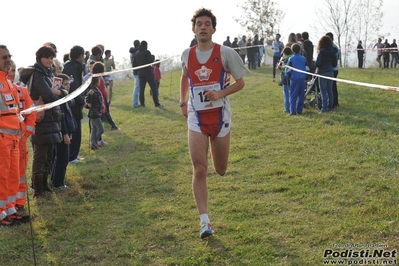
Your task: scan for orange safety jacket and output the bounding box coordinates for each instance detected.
[16,83,36,136]
[15,83,36,207]
[0,71,20,133]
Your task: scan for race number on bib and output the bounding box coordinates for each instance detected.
[192,83,223,111]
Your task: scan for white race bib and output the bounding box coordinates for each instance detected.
[192,83,223,111]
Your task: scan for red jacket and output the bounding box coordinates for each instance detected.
[97,77,108,113]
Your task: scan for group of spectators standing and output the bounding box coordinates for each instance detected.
[129,40,163,108]
[0,41,122,226]
[1,37,168,226]
[221,35,265,70]
[275,32,340,115]
[203,31,342,115]
[369,38,399,69]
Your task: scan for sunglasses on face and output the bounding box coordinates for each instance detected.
[1,54,12,60]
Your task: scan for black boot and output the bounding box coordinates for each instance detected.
[32,174,45,198]
[42,172,53,193]
[104,111,118,130]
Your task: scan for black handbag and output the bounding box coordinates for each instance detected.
[280,72,288,86]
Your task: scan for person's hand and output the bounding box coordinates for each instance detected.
[89,89,94,95]
[180,102,188,118]
[52,87,61,95]
[204,90,221,101]
[64,134,71,145]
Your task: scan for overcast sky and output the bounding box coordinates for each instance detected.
[5,0,398,69]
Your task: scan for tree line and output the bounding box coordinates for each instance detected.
[235,0,385,67]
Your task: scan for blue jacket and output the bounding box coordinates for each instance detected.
[316,47,338,73]
[285,53,309,81]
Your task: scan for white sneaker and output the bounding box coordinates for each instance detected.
[97,140,108,146]
[200,221,214,239]
[69,157,84,163]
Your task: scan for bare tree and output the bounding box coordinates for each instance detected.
[353,0,384,67]
[314,0,355,67]
[235,0,284,44]
[314,0,385,67]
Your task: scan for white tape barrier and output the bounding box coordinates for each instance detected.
[285,65,399,91]
[20,56,177,116]
[92,55,177,78]
[20,54,399,117]
[21,76,92,116]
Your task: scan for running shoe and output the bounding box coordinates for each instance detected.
[200,221,214,239]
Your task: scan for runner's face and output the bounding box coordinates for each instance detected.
[0,48,12,72]
[193,16,215,43]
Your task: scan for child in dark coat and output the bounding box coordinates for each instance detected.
[85,77,105,150]
[51,74,76,189]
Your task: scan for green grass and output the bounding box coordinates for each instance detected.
[2,66,399,265]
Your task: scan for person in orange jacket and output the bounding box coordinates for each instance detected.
[0,45,30,226]
[8,60,36,211]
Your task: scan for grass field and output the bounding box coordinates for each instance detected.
[2,66,399,265]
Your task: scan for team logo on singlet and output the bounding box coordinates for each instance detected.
[194,65,212,81]
[0,82,4,88]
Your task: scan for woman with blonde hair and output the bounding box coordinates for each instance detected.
[286,33,297,48]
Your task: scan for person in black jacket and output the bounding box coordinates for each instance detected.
[85,77,104,150]
[30,45,67,198]
[391,39,398,68]
[63,45,85,163]
[129,40,141,107]
[382,39,390,69]
[51,74,75,189]
[315,36,338,112]
[357,40,365,68]
[133,41,164,107]
[223,36,231,47]
[231,37,240,54]
[302,32,314,72]
[246,38,255,70]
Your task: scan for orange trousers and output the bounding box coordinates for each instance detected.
[16,135,29,207]
[0,134,20,218]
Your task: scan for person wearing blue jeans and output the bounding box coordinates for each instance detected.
[285,44,309,115]
[278,47,293,113]
[318,71,334,112]
[272,33,284,82]
[129,40,141,107]
[132,74,140,107]
[326,32,341,109]
[315,35,338,112]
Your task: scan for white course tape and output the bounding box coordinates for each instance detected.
[20,55,178,116]
[20,76,92,116]
[286,65,399,92]
[93,55,177,77]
